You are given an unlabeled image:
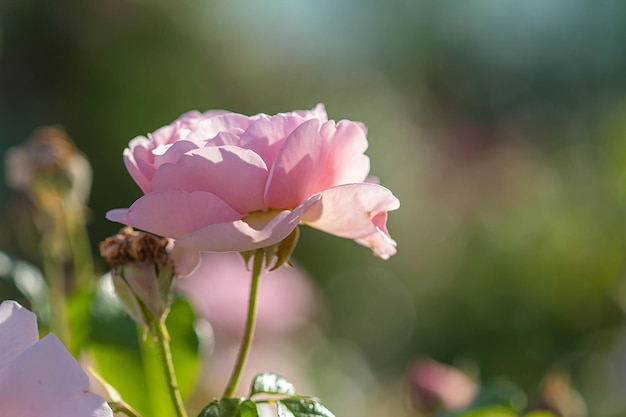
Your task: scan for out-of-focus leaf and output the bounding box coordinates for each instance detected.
[67,288,93,355]
[278,398,335,417]
[250,372,296,396]
[88,342,149,414]
[458,407,517,417]
[468,379,527,413]
[523,412,557,417]
[197,398,258,417]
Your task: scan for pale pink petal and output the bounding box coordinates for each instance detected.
[293,103,328,121]
[185,113,252,144]
[105,190,243,238]
[176,194,321,252]
[0,301,39,369]
[171,244,201,277]
[0,334,112,417]
[208,131,243,146]
[239,106,326,169]
[123,137,152,193]
[149,124,178,146]
[301,183,399,239]
[355,230,398,259]
[152,140,199,169]
[150,146,269,213]
[265,119,370,209]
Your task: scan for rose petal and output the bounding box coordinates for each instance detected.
[0,334,112,417]
[176,194,322,252]
[0,301,39,369]
[105,190,243,238]
[185,113,252,144]
[355,230,398,259]
[152,140,199,168]
[150,146,269,213]
[301,183,399,240]
[123,138,152,193]
[239,105,327,169]
[171,244,201,277]
[265,119,370,209]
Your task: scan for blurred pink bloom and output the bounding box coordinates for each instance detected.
[409,358,478,413]
[176,251,316,338]
[107,104,399,275]
[0,300,112,417]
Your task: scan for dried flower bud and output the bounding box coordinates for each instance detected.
[5,126,92,204]
[99,227,174,328]
[537,372,587,417]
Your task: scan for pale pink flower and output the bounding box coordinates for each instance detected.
[107,105,399,275]
[0,300,113,417]
[176,251,316,338]
[409,358,478,413]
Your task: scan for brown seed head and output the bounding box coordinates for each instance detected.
[99,227,170,267]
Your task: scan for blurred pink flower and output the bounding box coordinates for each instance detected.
[107,104,399,275]
[176,252,316,338]
[409,358,478,414]
[0,300,112,417]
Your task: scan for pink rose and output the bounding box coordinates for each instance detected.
[107,104,399,274]
[0,300,113,417]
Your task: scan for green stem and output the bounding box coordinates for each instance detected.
[42,237,72,348]
[66,213,95,291]
[222,249,264,398]
[154,319,188,417]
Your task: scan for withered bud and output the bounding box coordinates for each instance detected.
[5,126,92,204]
[537,372,587,417]
[99,227,174,328]
[99,227,170,267]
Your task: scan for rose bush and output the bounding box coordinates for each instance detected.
[0,300,112,417]
[107,104,399,274]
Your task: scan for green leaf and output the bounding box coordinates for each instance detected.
[197,398,258,417]
[278,398,335,417]
[67,288,94,355]
[523,412,557,417]
[458,407,517,417]
[468,379,527,413]
[250,372,297,396]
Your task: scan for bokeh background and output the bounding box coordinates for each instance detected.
[2,1,626,416]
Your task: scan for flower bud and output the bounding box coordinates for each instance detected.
[99,227,174,328]
[5,126,92,207]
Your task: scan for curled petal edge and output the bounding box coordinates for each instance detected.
[175,194,322,252]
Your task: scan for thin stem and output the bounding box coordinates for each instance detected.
[65,207,95,290]
[42,236,72,348]
[222,249,264,398]
[154,319,188,417]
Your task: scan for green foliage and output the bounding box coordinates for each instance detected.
[277,398,335,417]
[250,372,296,397]
[458,407,516,417]
[199,373,335,417]
[198,399,258,417]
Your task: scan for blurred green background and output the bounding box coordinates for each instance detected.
[2,1,626,416]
